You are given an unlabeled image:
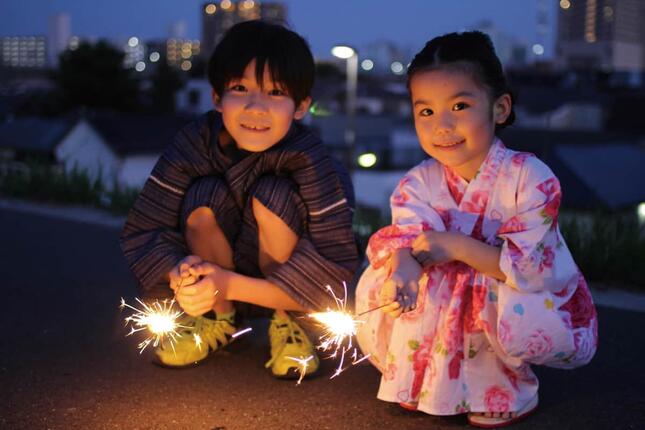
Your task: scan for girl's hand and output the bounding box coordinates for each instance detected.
[411,231,460,267]
[168,255,203,292]
[379,249,423,318]
[175,262,230,316]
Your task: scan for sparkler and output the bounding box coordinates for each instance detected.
[307,283,374,379]
[120,274,198,353]
[119,297,186,354]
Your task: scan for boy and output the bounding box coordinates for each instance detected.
[120,21,359,378]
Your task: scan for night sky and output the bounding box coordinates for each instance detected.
[0,0,557,59]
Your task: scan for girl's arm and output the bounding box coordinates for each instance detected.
[452,234,506,281]
[412,231,506,281]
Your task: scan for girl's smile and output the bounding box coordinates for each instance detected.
[409,68,510,181]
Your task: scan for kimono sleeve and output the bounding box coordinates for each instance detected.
[497,157,577,293]
[119,121,208,299]
[366,165,445,269]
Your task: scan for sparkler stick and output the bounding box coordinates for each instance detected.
[357,302,395,316]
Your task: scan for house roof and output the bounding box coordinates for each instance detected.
[87,112,197,156]
[0,117,76,153]
[554,144,645,210]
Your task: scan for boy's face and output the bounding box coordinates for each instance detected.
[214,59,311,152]
[409,68,510,180]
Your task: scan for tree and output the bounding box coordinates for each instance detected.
[147,60,183,113]
[55,41,140,111]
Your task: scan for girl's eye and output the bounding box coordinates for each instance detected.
[268,88,286,96]
[452,102,469,111]
[419,108,433,116]
[229,84,246,92]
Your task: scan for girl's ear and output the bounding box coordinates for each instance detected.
[293,97,312,120]
[212,89,222,113]
[493,93,512,124]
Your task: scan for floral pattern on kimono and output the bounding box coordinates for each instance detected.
[355,139,597,416]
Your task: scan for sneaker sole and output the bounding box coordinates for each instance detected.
[272,365,320,380]
[152,327,249,369]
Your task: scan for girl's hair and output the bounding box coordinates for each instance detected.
[407,31,515,130]
[207,20,314,106]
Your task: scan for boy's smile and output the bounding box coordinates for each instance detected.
[409,68,510,181]
[215,59,311,152]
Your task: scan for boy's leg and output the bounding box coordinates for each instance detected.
[252,195,298,319]
[185,206,235,315]
[154,177,240,367]
[246,176,318,378]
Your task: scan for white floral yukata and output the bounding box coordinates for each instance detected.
[355,139,598,416]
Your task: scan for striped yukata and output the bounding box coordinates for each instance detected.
[120,111,360,311]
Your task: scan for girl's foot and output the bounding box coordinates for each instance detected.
[399,402,418,411]
[467,394,538,428]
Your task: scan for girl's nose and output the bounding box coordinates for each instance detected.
[435,111,454,133]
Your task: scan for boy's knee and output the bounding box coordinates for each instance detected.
[251,197,274,223]
[186,206,218,232]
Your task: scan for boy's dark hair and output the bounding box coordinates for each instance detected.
[207,20,314,106]
[407,31,515,130]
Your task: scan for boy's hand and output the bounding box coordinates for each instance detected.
[411,231,459,268]
[379,249,422,318]
[168,255,203,293]
[175,262,230,317]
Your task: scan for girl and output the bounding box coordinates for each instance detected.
[355,32,597,428]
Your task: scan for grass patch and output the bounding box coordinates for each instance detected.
[561,212,645,289]
[0,161,139,215]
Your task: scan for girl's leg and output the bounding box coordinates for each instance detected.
[185,206,235,315]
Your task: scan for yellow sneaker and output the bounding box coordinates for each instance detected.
[265,312,319,378]
[154,315,237,368]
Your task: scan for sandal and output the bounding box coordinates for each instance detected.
[467,394,538,428]
[399,402,418,411]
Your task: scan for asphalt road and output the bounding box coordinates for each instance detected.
[1,208,644,430]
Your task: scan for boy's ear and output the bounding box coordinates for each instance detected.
[293,97,312,120]
[212,89,222,113]
[493,93,512,124]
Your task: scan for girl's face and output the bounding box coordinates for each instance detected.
[409,68,511,181]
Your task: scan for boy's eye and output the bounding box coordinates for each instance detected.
[419,108,433,116]
[229,84,246,92]
[452,102,469,111]
[268,88,286,96]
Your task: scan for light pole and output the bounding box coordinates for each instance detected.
[331,45,357,169]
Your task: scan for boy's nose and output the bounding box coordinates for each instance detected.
[244,93,268,113]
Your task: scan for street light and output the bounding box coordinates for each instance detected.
[332,44,358,169]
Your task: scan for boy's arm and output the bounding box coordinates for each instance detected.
[120,115,214,299]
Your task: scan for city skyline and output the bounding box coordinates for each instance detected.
[0,0,557,60]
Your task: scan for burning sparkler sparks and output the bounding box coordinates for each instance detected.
[307,283,371,379]
[120,297,187,353]
[287,355,315,385]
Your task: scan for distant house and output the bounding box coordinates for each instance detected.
[87,112,195,188]
[0,112,195,190]
[0,117,120,188]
